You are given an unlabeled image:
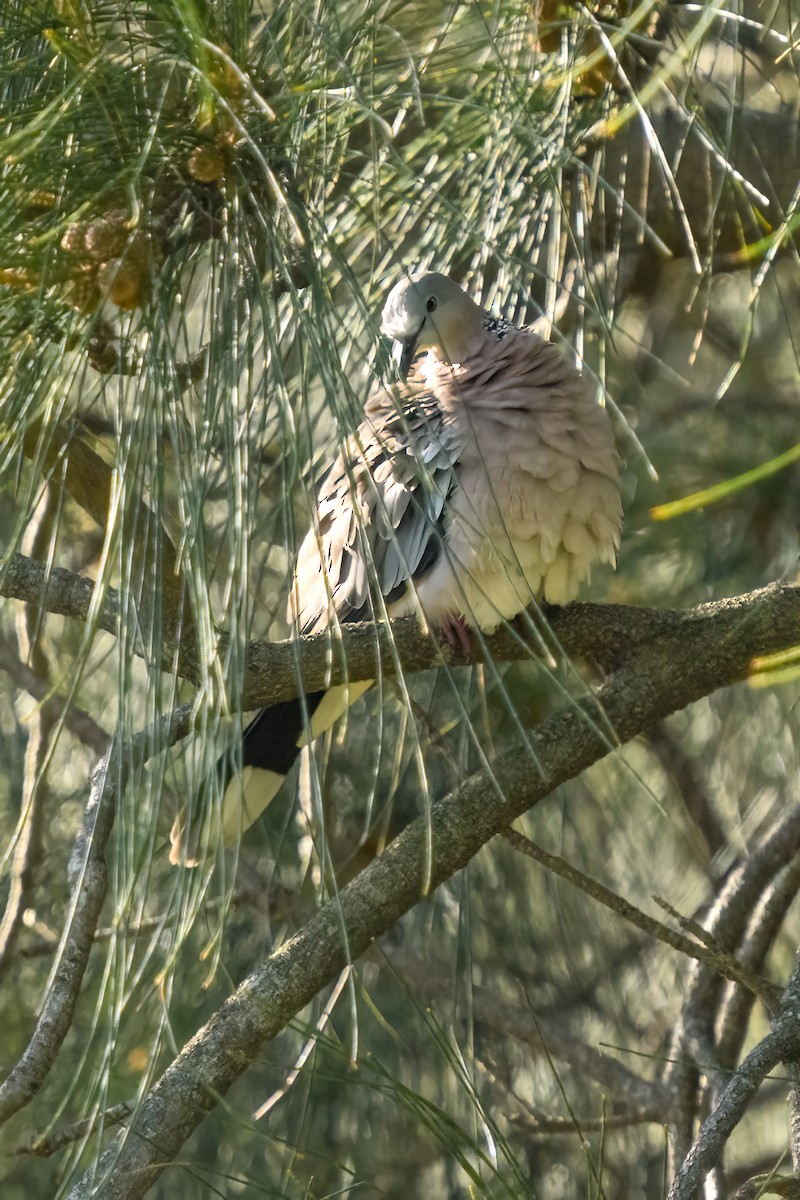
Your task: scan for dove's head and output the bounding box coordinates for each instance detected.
[381,272,483,379]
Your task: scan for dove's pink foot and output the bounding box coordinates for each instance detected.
[440,613,472,656]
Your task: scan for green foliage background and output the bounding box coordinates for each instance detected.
[1,0,800,1196]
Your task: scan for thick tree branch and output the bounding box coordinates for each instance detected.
[669,950,800,1200]
[1,554,120,638]
[65,578,800,1198]
[591,98,800,265]
[4,550,800,709]
[668,1012,800,1199]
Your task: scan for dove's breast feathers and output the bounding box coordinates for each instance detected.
[402,329,622,627]
[294,327,622,635]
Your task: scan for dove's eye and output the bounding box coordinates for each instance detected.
[427,297,438,313]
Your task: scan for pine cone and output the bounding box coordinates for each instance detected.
[188,145,227,184]
[96,258,144,309]
[83,212,130,262]
[60,221,89,255]
[125,229,156,272]
[68,266,98,311]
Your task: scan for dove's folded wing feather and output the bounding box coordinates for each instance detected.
[291,389,466,633]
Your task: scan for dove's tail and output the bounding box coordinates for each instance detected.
[169,680,373,866]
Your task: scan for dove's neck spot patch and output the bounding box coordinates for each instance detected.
[483,315,518,340]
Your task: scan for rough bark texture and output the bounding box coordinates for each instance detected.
[4,550,796,708]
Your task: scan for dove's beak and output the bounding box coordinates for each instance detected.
[391,318,426,380]
[393,337,417,380]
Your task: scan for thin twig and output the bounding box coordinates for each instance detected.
[0,633,110,755]
[0,704,194,1128]
[476,1053,665,1135]
[11,1100,134,1158]
[14,885,273,960]
[503,830,780,1008]
[507,1109,667,1135]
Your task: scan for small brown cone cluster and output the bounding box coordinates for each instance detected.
[60,208,157,311]
[86,321,121,374]
[0,266,40,290]
[95,258,143,309]
[529,0,655,96]
[187,144,227,185]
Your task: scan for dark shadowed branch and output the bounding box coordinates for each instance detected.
[0,492,60,974]
[19,418,189,650]
[385,946,674,1119]
[0,633,110,755]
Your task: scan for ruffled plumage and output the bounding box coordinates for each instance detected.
[172,273,623,862]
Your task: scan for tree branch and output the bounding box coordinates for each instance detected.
[717,859,800,1072]
[502,830,781,1008]
[671,945,800,1200]
[0,754,117,1125]
[0,633,110,755]
[387,947,674,1117]
[11,1100,134,1159]
[666,804,800,1175]
[0,704,194,1127]
[4,550,800,710]
[63,578,800,1198]
[0,490,60,972]
[668,1007,800,1199]
[19,418,188,649]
